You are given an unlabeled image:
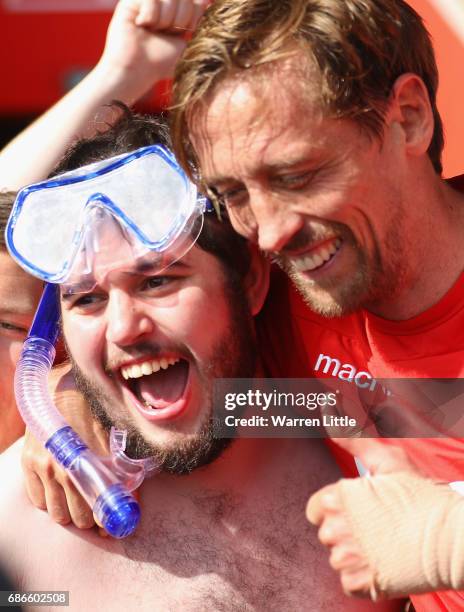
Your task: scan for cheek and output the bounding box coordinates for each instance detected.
[62,316,103,368]
[0,338,23,406]
[162,287,231,356]
[9,340,24,368]
[0,337,24,375]
[227,206,257,241]
[288,178,356,224]
[304,160,373,222]
[316,179,377,244]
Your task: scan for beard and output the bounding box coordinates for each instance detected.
[275,216,409,318]
[68,276,258,475]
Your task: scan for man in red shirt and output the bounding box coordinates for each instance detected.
[171,1,464,610]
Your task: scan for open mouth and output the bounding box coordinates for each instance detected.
[292,237,342,273]
[120,357,190,418]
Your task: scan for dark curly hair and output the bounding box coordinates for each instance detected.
[51,103,252,283]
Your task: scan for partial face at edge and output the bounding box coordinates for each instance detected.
[0,250,43,451]
[61,244,258,474]
[190,59,418,317]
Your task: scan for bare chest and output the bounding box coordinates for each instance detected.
[22,487,398,612]
[13,440,401,612]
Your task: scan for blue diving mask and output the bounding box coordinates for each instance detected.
[6,144,209,286]
[5,144,211,538]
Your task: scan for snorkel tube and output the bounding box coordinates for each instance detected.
[8,144,208,538]
[15,283,156,538]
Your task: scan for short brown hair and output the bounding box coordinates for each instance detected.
[0,191,16,249]
[171,0,444,175]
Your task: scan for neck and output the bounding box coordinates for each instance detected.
[366,173,464,320]
[139,436,322,518]
[146,437,294,494]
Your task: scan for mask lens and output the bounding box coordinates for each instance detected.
[11,185,87,278]
[6,145,205,283]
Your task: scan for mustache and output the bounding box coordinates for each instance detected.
[104,341,194,373]
[271,220,355,258]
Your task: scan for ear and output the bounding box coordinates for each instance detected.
[243,244,270,316]
[387,73,434,157]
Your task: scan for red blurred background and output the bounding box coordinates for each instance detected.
[0,0,462,177]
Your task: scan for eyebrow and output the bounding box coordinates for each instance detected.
[132,258,191,274]
[205,155,322,187]
[60,259,192,300]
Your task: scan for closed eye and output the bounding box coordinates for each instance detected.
[272,170,315,190]
[211,184,248,208]
[0,321,28,334]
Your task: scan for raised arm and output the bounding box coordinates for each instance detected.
[0,0,207,189]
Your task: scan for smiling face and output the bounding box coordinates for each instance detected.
[191,61,422,317]
[61,238,259,474]
[0,249,43,452]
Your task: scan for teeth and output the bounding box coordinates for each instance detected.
[131,365,143,378]
[141,362,153,376]
[121,356,180,380]
[292,238,342,272]
[319,247,331,262]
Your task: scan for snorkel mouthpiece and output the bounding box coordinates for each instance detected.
[15,284,151,538]
[93,483,141,539]
[45,428,141,538]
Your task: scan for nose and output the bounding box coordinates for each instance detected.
[250,190,304,253]
[105,290,154,346]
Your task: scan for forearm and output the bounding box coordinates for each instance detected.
[0,0,207,190]
[338,473,464,596]
[0,63,151,190]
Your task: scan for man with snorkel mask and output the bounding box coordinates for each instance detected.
[0,110,400,611]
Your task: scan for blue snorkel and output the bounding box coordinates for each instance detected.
[15,283,153,538]
[8,145,207,538]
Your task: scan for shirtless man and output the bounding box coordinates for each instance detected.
[0,113,400,612]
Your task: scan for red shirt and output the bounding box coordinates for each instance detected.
[256,176,464,612]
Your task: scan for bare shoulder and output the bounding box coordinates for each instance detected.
[0,438,29,520]
[0,440,110,597]
[0,439,35,585]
